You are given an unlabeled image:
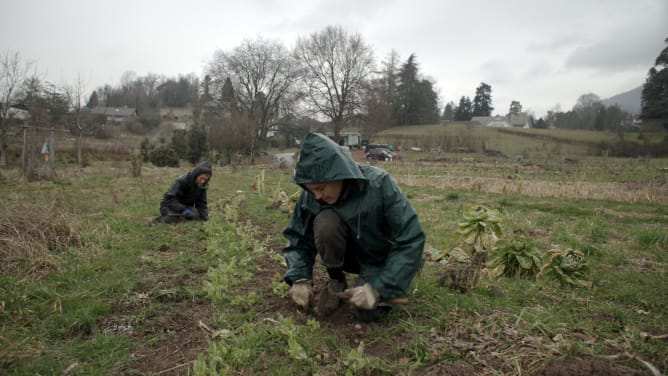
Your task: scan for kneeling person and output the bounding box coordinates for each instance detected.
[283,133,425,321]
[154,160,211,224]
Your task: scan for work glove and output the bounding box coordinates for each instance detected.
[289,279,313,310]
[343,283,380,310]
[182,208,194,218]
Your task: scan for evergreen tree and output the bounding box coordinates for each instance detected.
[641,38,668,129]
[641,67,668,127]
[221,77,236,110]
[533,118,546,129]
[171,129,188,160]
[413,79,440,124]
[455,96,473,121]
[201,75,213,105]
[159,77,191,107]
[442,101,456,121]
[508,100,522,116]
[86,90,99,108]
[187,124,208,164]
[396,54,440,125]
[398,54,419,125]
[472,82,493,116]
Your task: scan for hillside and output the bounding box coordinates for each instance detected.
[373,123,638,159]
[602,85,642,115]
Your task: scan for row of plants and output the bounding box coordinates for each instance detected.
[193,195,378,375]
[430,204,592,290]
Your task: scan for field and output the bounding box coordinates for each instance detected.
[1,126,667,375]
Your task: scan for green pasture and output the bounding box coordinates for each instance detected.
[1,153,666,374]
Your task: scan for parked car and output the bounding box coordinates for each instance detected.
[366,147,397,161]
[364,143,395,153]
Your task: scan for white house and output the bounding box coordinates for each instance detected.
[7,106,29,120]
[472,113,532,128]
[472,115,510,127]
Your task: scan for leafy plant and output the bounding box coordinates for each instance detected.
[343,342,370,376]
[431,204,504,293]
[429,246,471,264]
[454,205,504,253]
[537,247,592,288]
[487,236,542,279]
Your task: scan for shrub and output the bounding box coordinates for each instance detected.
[149,145,179,167]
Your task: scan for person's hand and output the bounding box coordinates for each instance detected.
[289,279,313,310]
[343,283,379,310]
[182,208,193,218]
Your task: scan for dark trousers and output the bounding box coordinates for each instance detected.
[313,208,360,275]
[315,208,390,322]
[157,207,200,224]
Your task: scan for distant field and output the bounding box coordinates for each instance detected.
[373,123,664,159]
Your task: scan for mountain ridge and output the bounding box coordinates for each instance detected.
[602,85,642,115]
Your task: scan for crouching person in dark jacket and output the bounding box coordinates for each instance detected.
[153,160,212,224]
[283,133,425,322]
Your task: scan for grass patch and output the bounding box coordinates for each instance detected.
[1,154,666,375]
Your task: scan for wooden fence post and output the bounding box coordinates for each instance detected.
[22,126,28,180]
[48,130,55,179]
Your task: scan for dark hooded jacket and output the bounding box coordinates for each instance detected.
[283,133,425,300]
[160,160,212,220]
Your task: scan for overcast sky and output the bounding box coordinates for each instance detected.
[2,0,666,117]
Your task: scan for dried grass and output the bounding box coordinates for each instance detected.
[0,334,43,369]
[0,204,82,279]
[395,175,668,205]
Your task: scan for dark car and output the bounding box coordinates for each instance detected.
[364,143,395,153]
[366,147,397,161]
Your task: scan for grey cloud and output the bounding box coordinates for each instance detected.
[523,61,555,79]
[564,15,666,72]
[565,39,661,71]
[480,60,516,85]
[527,34,581,53]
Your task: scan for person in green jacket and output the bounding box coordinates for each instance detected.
[283,132,425,321]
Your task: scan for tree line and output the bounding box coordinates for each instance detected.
[1,27,666,167]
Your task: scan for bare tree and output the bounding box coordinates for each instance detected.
[0,51,35,166]
[62,74,90,167]
[362,83,393,140]
[294,25,374,138]
[141,73,162,99]
[205,37,301,142]
[574,93,602,130]
[380,49,402,125]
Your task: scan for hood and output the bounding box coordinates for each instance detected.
[294,132,365,185]
[189,160,212,184]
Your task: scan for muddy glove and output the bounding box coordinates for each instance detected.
[182,208,193,218]
[289,279,313,310]
[344,283,380,310]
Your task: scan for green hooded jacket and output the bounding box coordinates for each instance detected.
[283,132,425,300]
